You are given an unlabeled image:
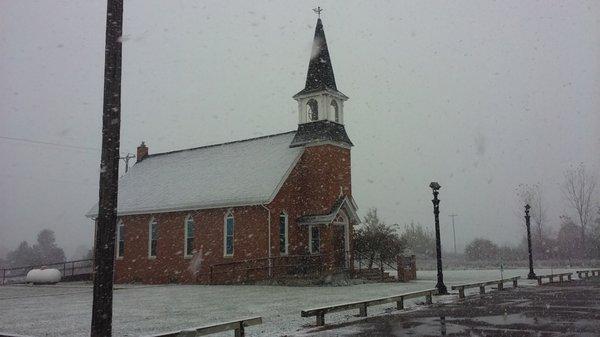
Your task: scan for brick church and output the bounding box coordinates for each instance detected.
[87,18,359,284]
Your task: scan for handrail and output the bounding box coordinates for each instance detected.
[301,288,437,326]
[207,254,325,284]
[353,250,397,271]
[1,259,93,285]
[141,317,262,337]
[0,259,92,272]
[536,272,572,285]
[210,254,322,268]
[451,277,520,299]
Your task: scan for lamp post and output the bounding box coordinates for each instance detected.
[430,182,447,295]
[525,204,536,280]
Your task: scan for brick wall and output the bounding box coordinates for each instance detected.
[114,143,353,284]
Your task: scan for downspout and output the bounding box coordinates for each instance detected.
[260,204,272,278]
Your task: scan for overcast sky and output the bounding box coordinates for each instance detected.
[1,0,599,257]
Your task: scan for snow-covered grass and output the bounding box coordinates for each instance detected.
[0,268,579,337]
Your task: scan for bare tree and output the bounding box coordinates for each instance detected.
[562,164,597,257]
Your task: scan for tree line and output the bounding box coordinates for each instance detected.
[1,229,67,268]
[356,163,599,266]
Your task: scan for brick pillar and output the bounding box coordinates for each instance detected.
[397,255,405,282]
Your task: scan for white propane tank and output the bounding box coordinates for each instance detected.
[26,268,61,284]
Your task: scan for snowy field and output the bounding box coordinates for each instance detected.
[0,268,579,337]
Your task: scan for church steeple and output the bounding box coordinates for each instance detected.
[298,18,338,95]
[290,17,352,148]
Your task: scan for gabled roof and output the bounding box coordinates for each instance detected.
[294,18,342,98]
[297,195,360,225]
[86,132,304,217]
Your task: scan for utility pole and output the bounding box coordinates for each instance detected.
[91,1,123,337]
[449,214,458,255]
[119,153,135,172]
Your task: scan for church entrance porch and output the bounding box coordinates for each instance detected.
[297,196,358,277]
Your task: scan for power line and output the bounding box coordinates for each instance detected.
[0,173,97,187]
[0,135,100,152]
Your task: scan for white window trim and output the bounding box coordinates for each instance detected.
[306,99,319,121]
[331,99,339,123]
[309,225,320,254]
[148,217,157,259]
[116,220,124,260]
[333,211,351,268]
[279,211,289,255]
[184,214,194,259]
[224,211,234,257]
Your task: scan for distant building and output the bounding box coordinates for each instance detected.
[86,18,359,284]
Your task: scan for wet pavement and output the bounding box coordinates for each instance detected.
[298,278,600,336]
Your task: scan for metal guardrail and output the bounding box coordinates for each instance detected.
[142,317,262,337]
[450,276,520,299]
[576,269,600,279]
[301,288,437,326]
[536,272,573,285]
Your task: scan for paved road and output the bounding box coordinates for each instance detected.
[297,278,600,336]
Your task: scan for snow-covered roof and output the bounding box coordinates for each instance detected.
[86,131,304,217]
[297,195,360,225]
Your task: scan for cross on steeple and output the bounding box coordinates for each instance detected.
[313,6,323,18]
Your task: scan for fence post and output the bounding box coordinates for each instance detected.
[425,292,433,305]
[71,261,75,277]
[396,297,404,310]
[234,323,245,337]
[1,268,5,285]
[316,312,325,326]
[359,303,367,317]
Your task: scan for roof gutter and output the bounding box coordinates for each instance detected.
[260,204,272,278]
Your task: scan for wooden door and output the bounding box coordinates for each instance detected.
[332,224,346,269]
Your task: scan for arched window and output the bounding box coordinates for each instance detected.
[116,220,125,258]
[279,212,288,255]
[306,99,319,121]
[330,100,339,122]
[184,215,195,258]
[148,217,158,258]
[224,211,235,256]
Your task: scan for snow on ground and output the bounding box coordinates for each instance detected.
[0,268,579,337]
